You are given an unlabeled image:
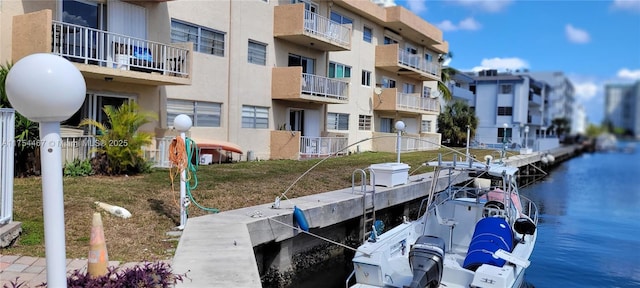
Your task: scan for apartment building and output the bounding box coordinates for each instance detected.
[520,71,575,133]
[2,0,448,162]
[605,81,640,137]
[470,70,551,150]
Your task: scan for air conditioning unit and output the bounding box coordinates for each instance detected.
[200,154,213,165]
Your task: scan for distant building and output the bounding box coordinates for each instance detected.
[572,104,587,135]
[605,81,640,137]
[469,70,555,151]
[447,69,475,105]
[519,71,576,134]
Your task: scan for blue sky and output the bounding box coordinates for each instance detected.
[384,0,640,124]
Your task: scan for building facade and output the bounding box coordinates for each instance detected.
[2,0,448,163]
[521,71,575,134]
[605,81,640,137]
[470,70,551,150]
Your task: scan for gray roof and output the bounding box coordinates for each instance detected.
[474,75,524,81]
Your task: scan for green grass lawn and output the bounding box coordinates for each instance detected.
[4,148,498,262]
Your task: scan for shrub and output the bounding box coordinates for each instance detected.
[3,261,186,288]
[64,158,94,177]
[80,101,157,175]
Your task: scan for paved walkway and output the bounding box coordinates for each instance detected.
[0,255,164,288]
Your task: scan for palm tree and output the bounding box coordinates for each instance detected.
[437,52,455,102]
[437,100,478,147]
[80,101,157,175]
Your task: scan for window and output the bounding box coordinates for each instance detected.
[248,40,266,65]
[384,36,398,45]
[497,106,513,116]
[382,77,396,88]
[422,86,431,98]
[167,99,221,127]
[242,105,269,128]
[359,115,372,130]
[500,84,513,94]
[363,26,372,43]
[422,120,432,133]
[402,83,416,94]
[330,11,352,25]
[327,113,349,130]
[361,70,372,86]
[329,62,351,78]
[380,117,393,133]
[498,127,512,143]
[171,19,225,56]
[424,53,432,62]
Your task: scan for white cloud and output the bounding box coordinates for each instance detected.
[437,17,481,31]
[611,0,640,12]
[565,24,591,44]
[372,0,398,7]
[573,81,599,102]
[471,57,529,72]
[406,0,427,14]
[447,0,512,12]
[617,68,640,80]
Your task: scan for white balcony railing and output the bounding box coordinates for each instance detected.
[302,73,349,100]
[397,48,441,77]
[0,109,15,224]
[52,21,189,77]
[396,93,440,113]
[304,10,351,46]
[300,136,348,157]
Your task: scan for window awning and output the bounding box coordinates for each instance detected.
[195,139,243,154]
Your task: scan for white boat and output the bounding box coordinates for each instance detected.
[347,154,539,288]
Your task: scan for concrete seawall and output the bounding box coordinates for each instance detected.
[172,146,581,287]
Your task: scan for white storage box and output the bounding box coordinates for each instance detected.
[200,154,213,165]
[369,162,410,187]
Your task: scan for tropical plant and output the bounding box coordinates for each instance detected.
[550,117,571,139]
[437,52,455,102]
[80,101,156,175]
[64,158,94,177]
[437,100,478,147]
[1,62,41,176]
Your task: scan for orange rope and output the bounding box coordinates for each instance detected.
[169,137,188,208]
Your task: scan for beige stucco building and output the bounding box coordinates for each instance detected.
[1,0,447,163]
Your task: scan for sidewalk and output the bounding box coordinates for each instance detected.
[0,255,160,288]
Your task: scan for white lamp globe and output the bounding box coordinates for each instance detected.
[395,120,406,131]
[174,114,192,132]
[6,53,86,122]
[524,126,530,133]
[503,123,508,129]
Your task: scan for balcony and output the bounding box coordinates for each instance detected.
[450,85,475,103]
[272,67,349,104]
[371,132,440,153]
[373,88,440,115]
[12,10,191,86]
[274,4,351,51]
[376,44,440,81]
[528,91,542,107]
[300,136,349,158]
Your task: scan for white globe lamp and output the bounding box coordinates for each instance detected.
[6,53,86,288]
[174,114,192,132]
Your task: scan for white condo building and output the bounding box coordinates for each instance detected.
[605,81,640,138]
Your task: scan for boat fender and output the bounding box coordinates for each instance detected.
[293,206,309,232]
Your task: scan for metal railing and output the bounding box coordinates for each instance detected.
[52,21,189,77]
[302,73,349,100]
[396,93,440,113]
[304,10,351,46]
[300,136,348,157]
[1,108,15,224]
[61,136,96,165]
[397,48,441,77]
[143,137,174,168]
[401,134,441,151]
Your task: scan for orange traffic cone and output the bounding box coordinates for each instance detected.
[88,212,109,278]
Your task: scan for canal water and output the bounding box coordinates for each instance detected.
[299,142,640,288]
[521,142,640,287]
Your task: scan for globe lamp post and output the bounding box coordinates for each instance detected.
[524,126,530,149]
[174,114,192,230]
[394,121,405,163]
[6,53,86,288]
